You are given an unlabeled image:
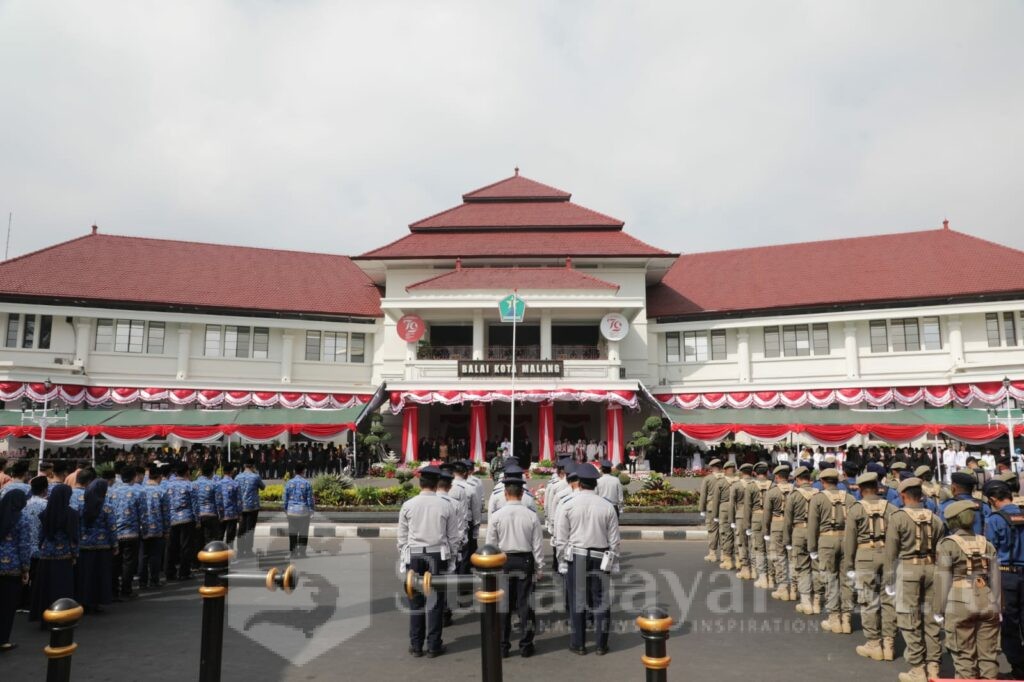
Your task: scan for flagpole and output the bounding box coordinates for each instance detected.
[510,289,517,464]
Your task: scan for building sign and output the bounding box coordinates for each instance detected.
[600,312,629,341]
[498,293,526,323]
[457,360,563,378]
[396,314,426,342]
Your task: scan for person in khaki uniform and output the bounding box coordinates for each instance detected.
[711,461,739,571]
[933,499,1001,680]
[764,465,794,600]
[784,466,817,614]
[732,463,754,580]
[745,462,773,588]
[698,459,724,563]
[807,468,857,634]
[885,477,946,682]
[842,472,898,662]
[916,465,950,509]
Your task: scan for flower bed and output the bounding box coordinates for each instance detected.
[624,489,698,507]
[259,483,417,508]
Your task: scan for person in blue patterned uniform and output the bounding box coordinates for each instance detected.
[283,463,315,558]
[0,460,31,500]
[235,460,265,558]
[165,463,197,581]
[139,463,171,589]
[193,462,223,550]
[218,464,241,549]
[109,466,143,600]
[0,489,32,651]
[29,484,79,626]
[69,466,95,512]
[76,479,117,613]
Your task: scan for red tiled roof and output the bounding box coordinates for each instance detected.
[462,174,571,201]
[647,228,1024,319]
[358,229,673,259]
[407,266,619,292]
[0,232,382,317]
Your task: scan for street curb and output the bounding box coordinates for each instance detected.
[255,524,708,541]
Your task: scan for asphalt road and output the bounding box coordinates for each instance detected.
[5,537,1011,681]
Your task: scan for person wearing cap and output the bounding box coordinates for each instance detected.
[555,462,620,655]
[488,465,537,517]
[732,463,755,580]
[744,462,773,588]
[398,465,462,658]
[995,471,1024,507]
[784,466,817,614]
[915,465,948,511]
[138,462,169,589]
[842,472,897,662]
[764,465,794,600]
[886,461,907,492]
[812,455,838,491]
[544,458,570,571]
[451,460,481,609]
[838,462,862,501]
[807,468,856,633]
[698,459,725,563]
[595,459,623,515]
[942,471,990,536]
[551,462,581,620]
[436,467,466,626]
[933,499,1001,680]
[485,474,544,658]
[885,477,946,682]
[983,479,1024,678]
[711,461,740,571]
[876,465,904,510]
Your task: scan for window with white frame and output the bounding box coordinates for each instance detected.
[4,313,53,350]
[304,330,367,363]
[812,323,829,355]
[891,318,921,352]
[986,313,1002,347]
[5,314,20,348]
[869,320,889,353]
[96,319,164,354]
[204,325,222,356]
[665,332,680,363]
[1004,312,1017,346]
[682,331,708,362]
[205,325,270,358]
[922,316,942,350]
[764,327,781,358]
[782,325,810,357]
[710,330,726,360]
[305,331,321,361]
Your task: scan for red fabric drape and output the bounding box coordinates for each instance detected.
[865,425,929,443]
[672,424,734,441]
[537,401,554,463]
[469,403,487,464]
[402,406,419,463]
[606,403,624,465]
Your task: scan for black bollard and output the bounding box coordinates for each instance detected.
[472,545,506,682]
[636,606,673,682]
[196,540,299,682]
[43,598,83,682]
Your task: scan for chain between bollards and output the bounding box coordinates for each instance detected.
[636,606,673,682]
[43,598,83,682]
[197,541,299,682]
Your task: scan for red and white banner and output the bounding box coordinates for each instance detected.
[389,388,638,413]
[402,406,419,463]
[470,402,488,465]
[537,401,555,463]
[0,382,370,410]
[0,423,355,445]
[606,403,624,465]
[655,381,1024,410]
[672,423,1024,446]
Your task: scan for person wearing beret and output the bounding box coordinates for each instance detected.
[885,477,946,682]
[942,471,991,536]
[784,466,818,615]
[807,468,857,634]
[555,463,620,655]
[842,472,898,662]
[711,461,740,571]
[698,459,725,564]
[397,465,462,658]
[744,462,773,588]
[732,463,755,580]
[764,465,794,600]
[933,499,1001,680]
[983,479,1024,679]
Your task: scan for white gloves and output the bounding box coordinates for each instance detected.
[558,562,569,575]
[885,586,896,597]
[700,512,706,518]
[846,571,856,580]
[730,523,736,530]
[745,529,752,537]
[447,560,456,573]
[763,535,770,542]
[810,552,819,561]
[933,614,944,624]
[785,545,793,551]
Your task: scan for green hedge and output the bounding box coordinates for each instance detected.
[259,483,416,508]
[624,489,697,508]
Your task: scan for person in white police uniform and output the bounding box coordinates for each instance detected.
[544,458,571,569]
[595,459,624,515]
[485,473,544,658]
[488,464,537,517]
[556,462,621,655]
[397,465,461,658]
[437,465,466,626]
[552,462,581,618]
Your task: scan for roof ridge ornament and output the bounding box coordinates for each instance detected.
[943,218,950,230]
[514,166,519,176]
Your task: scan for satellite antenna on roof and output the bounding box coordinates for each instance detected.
[4,212,11,261]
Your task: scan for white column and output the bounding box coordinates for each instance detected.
[176,326,192,380]
[540,309,552,360]
[844,322,860,379]
[736,330,751,383]
[472,309,484,360]
[281,333,294,383]
[948,315,965,365]
[74,319,92,367]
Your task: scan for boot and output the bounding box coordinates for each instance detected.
[925,662,940,679]
[703,552,717,563]
[789,585,798,601]
[855,639,883,661]
[736,567,751,580]
[897,665,926,682]
[770,586,788,601]
[795,595,813,614]
[719,557,735,571]
[820,614,841,632]
[812,595,822,615]
[881,637,895,661]
[841,613,852,634]
[754,575,768,589]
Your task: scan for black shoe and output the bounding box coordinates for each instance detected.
[426,645,447,658]
[595,647,608,656]
[501,649,511,659]
[408,647,423,658]
[0,643,18,653]
[569,646,587,655]
[443,611,454,627]
[520,645,535,658]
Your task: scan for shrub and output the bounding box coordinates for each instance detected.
[260,484,284,502]
[618,472,631,485]
[396,467,414,484]
[313,474,354,507]
[641,473,673,492]
[625,489,697,507]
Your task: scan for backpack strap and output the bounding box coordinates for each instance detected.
[860,499,889,542]
[945,534,990,576]
[901,508,936,558]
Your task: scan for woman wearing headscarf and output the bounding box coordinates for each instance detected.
[75,479,117,613]
[0,489,33,652]
[29,484,79,626]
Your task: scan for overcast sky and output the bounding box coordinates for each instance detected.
[1,1,1021,261]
